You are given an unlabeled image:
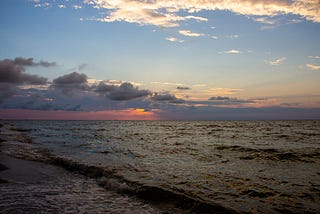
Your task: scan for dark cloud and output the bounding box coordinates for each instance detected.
[52,72,90,92]
[106,82,151,101]
[94,81,117,93]
[209,96,253,104]
[151,92,185,104]
[0,83,17,102]
[0,58,49,84]
[176,86,191,90]
[13,57,56,67]
[53,72,87,85]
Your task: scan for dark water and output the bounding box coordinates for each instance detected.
[1,120,320,213]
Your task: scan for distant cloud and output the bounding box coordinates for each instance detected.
[151,92,185,104]
[179,30,203,37]
[79,0,320,28]
[1,57,319,119]
[209,96,253,104]
[306,63,320,70]
[106,82,151,101]
[264,57,287,66]
[206,87,243,95]
[94,81,117,93]
[225,34,239,39]
[34,2,50,8]
[308,56,320,59]
[165,37,184,43]
[58,4,66,9]
[0,83,17,102]
[253,17,277,25]
[150,81,183,86]
[0,57,53,85]
[222,49,242,54]
[52,72,90,93]
[72,5,82,10]
[12,57,56,67]
[177,86,191,90]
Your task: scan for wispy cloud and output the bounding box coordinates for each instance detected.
[222,49,242,54]
[34,2,50,8]
[208,96,254,105]
[177,86,191,90]
[179,30,203,37]
[225,34,240,39]
[306,63,320,70]
[253,17,277,25]
[72,5,82,10]
[205,87,243,95]
[165,37,184,43]
[264,57,287,66]
[58,4,66,9]
[308,55,320,59]
[79,0,320,28]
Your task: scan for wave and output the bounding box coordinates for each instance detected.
[215,145,320,163]
[48,156,238,213]
[0,123,239,214]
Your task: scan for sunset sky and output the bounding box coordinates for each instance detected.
[0,0,320,120]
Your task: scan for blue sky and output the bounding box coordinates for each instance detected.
[0,0,320,119]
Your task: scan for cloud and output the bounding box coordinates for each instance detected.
[82,0,320,28]
[205,87,243,95]
[253,17,277,25]
[95,81,151,101]
[306,63,320,70]
[253,16,304,30]
[177,86,191,90]
[208,96,253,104]
[52,72,90,92]
[165,37,184,43]
[1,57,319,119]
[94,81,117,93]
[225,34,240,39]
[308,55,320,59]
[106,82,151,101]
[0,83,17,102]
[12,57,56,67]
[151,92,185,104]
[264,57,287,65]
[34,2,51,8]
[223,49,242,54]
[0,58,52,84]
[72,5,82,10]
[58,4,66,9]
[179,30,203,37]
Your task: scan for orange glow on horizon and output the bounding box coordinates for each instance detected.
[0,109,159,120]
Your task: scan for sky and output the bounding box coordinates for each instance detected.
[0,0,320,120]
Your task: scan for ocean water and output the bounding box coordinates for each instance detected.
[1,120,320,213]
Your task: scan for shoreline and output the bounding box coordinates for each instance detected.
[0,124,167,213]
[0,122,239,214]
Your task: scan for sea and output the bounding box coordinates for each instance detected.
[1,120,319,213]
